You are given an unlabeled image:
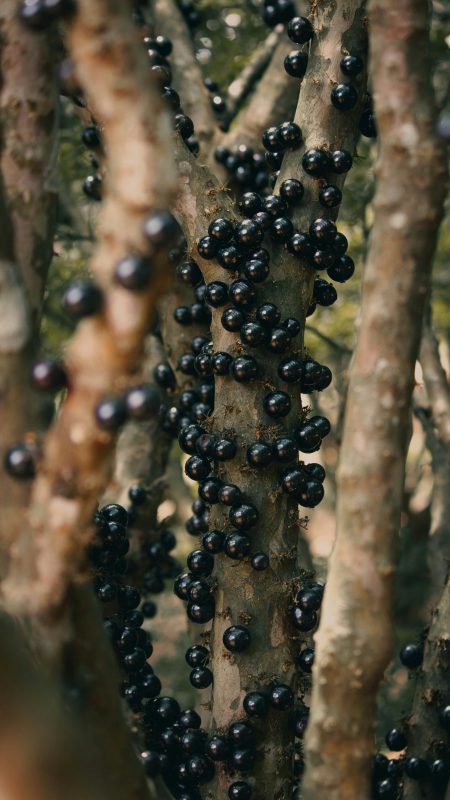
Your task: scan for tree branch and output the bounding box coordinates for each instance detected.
[151,0,217,147]
[225,30,282,122]
[303,0,448,797]
[4,0,176,622]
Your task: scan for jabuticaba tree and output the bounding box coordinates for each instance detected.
[0,1,448,800]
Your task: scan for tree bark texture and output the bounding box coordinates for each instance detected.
[174,1,367,796]
[303,0,448,798]
[3,0,176,622]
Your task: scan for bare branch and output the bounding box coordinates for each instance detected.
[226,30,282,121]
[4,0,176,620]
[420,323,450,447]
[303,0,448,797]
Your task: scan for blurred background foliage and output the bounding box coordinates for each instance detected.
[42,0,450,744]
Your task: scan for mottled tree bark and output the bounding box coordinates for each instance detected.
[303,0,447,798]
[403,576,450,800]
[152,0,217,147]
[174,0,367,795]
[3,0,176,620]
[0,1,58,563]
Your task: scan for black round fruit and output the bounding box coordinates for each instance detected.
[223,625,251,653]
[231,356,258,383]
[302,148,331,178]
[331,83,358,111]
[228,782,252,800]
[251,552,269,571]
[269,684,294,710]
[319,185,342,208]
[284,50,308,78]
[331,149,353,174]
[95,396,127,431]
[287,16,314,44]
[263,391,291,418]
[385,728,407,752]
[290,605,318,631]
[63,280,103,319]
[208,217,234,243]
[114,254,152,290]
[143,210,180,249]
[229,504,258,530]
[187,549,214,576]
[247,442,272,469]
[399,643,423,669]
[340,54,363,76]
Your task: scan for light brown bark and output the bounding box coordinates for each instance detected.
[303,0,448,798]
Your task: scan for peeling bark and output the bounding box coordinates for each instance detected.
[3,0,176,622]
[303,0,447,798]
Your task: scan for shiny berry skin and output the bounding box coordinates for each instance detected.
[399,643,423,668]
[231,749,255,772]
[95,396,127,431]
[198,236,219,260]
[173,305,192,325]
[244,691,268,717]
[224,533,251,560]
[247,442,272,469]
[187,755,215,783]
[222,308,245,332]
[287,15,314,43]
[327,255,355,282]
[385,728,407,751]
[294,422,321,452]
[208,217,234,242]
[126,384,160,420]
[81,126,100,149]
[288,232,313,260]
[319,184,342,208]
[256,302,281,326]
[143,210,180,249]
[235,219,264,248]
[211,351,232,375]
[83,175,102,201]
[359,109,377,138]
[314,279,338,306]
[280,178,304,203]
[284,50,308,78]
[179,425,202,455]
[229,503,258,530]
[333,231,348,256]
[263,194,288,218]
[310,414,331,438]
[205,281,229,307]
[218,484,242,506]
[193,431,215,459]
[185,456,210,481]
[187,549,214,577]
[228,721,255,748]
[128,483,147,506]
[251,552,269,571]
[295,476,325,508]
[297,647,315,673]
[187,599,215,623]
[228,782,252,800]
[205,735,230,762]
[202,530,225,554]
[215,438,237,461]
[223,625,251,652]
[114,253,152,290]
[239,192,262,216]
[269,684,294,710]
[305,463,326,482]
[331,83,358,111]
[272,437,297,462]
[282,317,301,337]
[340,54,363,76]
[199,477,222,504]
[262,126,280,152]
[405,757,429,780]
[161,86,181,110]
[4,443,36,480]
[190,666,213,689]
[231,356,258,383]
[63,279,103,319]
[230,279,256,309]
[185,644,209,667]
[302,148,331,177]
[441,706,450,731]
[277,357,303,384]
[430,759,450,784]
[267,327,291,353]
[271,217,294,243]
[277,121,302,149]
[215,145,231,164]
[263,391,291,418]
[265,149,283,170]
[243,258,270,283]
[31,357,67,391]
[174,113,194,139]
[240,321,266,347]
[253,210,273,230]
[312,247,335,270]
[290,606,318,631]
[177,260,203,286]
[332,149,353,173]
[218,244,243,270]
[296,586,323,610]
[310,217,337,245]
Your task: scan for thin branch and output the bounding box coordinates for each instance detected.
[225,29,282,121]
[305,324,353,355]
[303,0,448,796]
[151,0,217,147]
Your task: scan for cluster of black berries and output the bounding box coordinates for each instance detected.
[19,0,75,30]
[261,0,296,28]
[214,145,270,192]
[284,16,314,78]
[204,77,228,125]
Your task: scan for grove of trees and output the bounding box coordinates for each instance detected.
[0,0,449,799]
